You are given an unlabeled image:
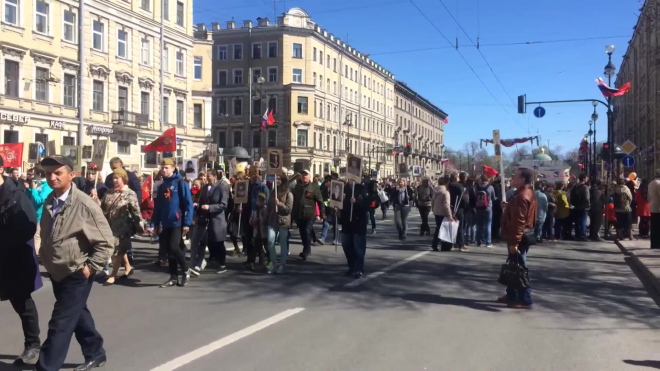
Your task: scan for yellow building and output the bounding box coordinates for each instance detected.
[0,0,211,175]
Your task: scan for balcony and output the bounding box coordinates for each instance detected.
[112,110,150,128]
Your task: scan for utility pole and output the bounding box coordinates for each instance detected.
[77,0,85,146]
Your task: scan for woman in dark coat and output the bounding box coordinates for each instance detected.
[193,170,228,274]
[0,163,42,365]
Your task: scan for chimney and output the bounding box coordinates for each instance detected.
[226,20,235,29]
[258,17,269,27]
[243,20,252,28]
[211,22,220,31]
[277,16,284,26]
[196,23,206,31]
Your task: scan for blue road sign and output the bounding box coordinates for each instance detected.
[622,155,635,168]
[533,106,546,118]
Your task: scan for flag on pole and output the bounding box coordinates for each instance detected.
[440,158,449,164]
[596,77,630,98]
[261,109,269,131]
[267,109,275,127]
[483,165,499,178]
[142,128,176,152]
[142,176,153,201]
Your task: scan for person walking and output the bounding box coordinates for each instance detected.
[650,170,660,249]
[242,170,270,266]
[431,178,453,251]
[36,156,113,371]
[291,169,325,260]
[613,177,634,241]
[636,179,651,239]
[554,182,570,240]
[267,173,294,274]
[416,178,433,236]
[491,176,503,242]
[498,167,538,309]
[589,179,606,241]
[463,177,477,245]
[366,179,380,234]
[474,175,496,248]
[25,164,51,256]
[570,174,591,241]
[341,179,369,278]
[543,183,557,242]
[193,170,228,275]
[0,155,42,366]
[392,179,413,240]
[534,182,548,243]
[152,158,194,288]
[448,173,468,251]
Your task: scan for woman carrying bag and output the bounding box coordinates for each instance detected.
[431,178,454,251]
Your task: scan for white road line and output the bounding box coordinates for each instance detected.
[344,251,430,288]
[150,308,305,371]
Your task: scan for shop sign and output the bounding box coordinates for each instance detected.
[50,121,66,130]
[87,125,114,136]
[0,112,29,124]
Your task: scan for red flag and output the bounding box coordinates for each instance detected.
[483,165,499,178]
[267,110,275,126]
[142,128,176,152]
[0,143,24,168]
[142,176,153,201]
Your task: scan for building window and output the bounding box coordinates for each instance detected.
[91,80,104,111]
[268,42,277,58]
[252,43,261,59]
[176,0,183,26]
[175,49,184,75]
[268,67,277,82]
[163,0,169,19]
[163,45,169,72]
[233,98,242,116]
[217,98,227,115]
[63,73,75,107]
[233,69,243,84]
[252,68,261,83]
[292,43,302,58]
[319,51,323,65]
[162,97,169,123]
[233,44,242,60]
[141,37,150,65]
[140,0,149,11]
[217,70,227,86]
[118,86,128,111]
[35,67,48,102]
[194,56,202,80]
[92,20,103,51]
[292,68,302,83]
[118,29,128,58]
[176,100,184,126]
[118,140,130,154]
[141,91,149,117]
[4,60,19,97]
[313,72,316,86]
[333,58,337,72]
[320,75,323,89]
[268,96,277,114]
[252,130,260,148]
[193,104,202,128]
[297,96,308,114]
[35,0,48,34]
[268,130,276,147]
[233,130,241,146]
[218,131,226,148]
[313,47,316,61]
[63,10,76,43]
[217,45,227,60]
[4,0,18,25]
[252,98,261,115]
[297,129,308,147]
[63,136,75,146]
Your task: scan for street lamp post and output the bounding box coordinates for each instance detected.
[591,99,599,179]
[604,44,616,239]
[588,120,594,177]
[253,76,267,160]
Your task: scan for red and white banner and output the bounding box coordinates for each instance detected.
[0,143,24,168]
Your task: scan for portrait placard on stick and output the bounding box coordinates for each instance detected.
[329,180,344,210]
[346,154,362,183]
[267,149,283,176]
[398,162,409,178]
[234,180,249,204]
[91,140,108,170]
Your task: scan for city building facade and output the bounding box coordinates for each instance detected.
[0,0,211,176]
[206,7,446,178]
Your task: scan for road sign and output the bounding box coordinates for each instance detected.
[622,155,635,168]
[621,140,637,155]
[533,106,546,118]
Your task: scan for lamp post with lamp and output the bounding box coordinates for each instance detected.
[604,44,616,238]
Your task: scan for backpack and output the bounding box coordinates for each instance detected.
[418,186,431,203]
[613,189,625,210]
[475,187,488,210]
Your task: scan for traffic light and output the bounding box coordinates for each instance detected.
[517,94,526,114]
[404,143,412,157]
[600,143,610,160]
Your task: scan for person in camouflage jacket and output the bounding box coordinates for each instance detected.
[101,168,142,285]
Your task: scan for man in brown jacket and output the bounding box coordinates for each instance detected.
[498,167,538,309]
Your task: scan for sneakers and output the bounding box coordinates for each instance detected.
[200,259,207,270]
[317,239,325,245]
[353,271,363,279]
[485,244,494,248]
[177,273,190,287]
[459,246,470,252]
[14,346,40,365]
[299,253,308,261]
[160,277,178,288]
[274,265,285,274]
[245,263,255,271]
[216,266,227,274]
[266,262,275,274]
[372,229,377,235]
[507,303,533,310]
[189,267,201,277]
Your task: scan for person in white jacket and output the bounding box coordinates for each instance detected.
[431,178,454,251]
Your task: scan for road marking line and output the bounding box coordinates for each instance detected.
[150,308,305,371]
[344,251,430,287]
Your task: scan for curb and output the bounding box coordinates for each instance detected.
[628,251,660,295]
[614,239,631,255]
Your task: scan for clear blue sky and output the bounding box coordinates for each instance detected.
[194,0,641,154]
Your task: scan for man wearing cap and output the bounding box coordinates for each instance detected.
[152,158,194,287]
[0,155,43,366]
[36,156,114,371]
[292,169,325,260]
[649,169,660,249]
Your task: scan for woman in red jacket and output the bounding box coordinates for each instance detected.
[636,179,651,238]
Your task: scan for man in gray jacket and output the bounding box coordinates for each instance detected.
[36,156,114,371]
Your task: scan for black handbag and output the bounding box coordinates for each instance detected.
[498,254,530,288]
[520,228,537,250]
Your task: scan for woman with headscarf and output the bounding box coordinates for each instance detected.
[101,168,142,285]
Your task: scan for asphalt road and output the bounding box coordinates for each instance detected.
[2,210,660,371]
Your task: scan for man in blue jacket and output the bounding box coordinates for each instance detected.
[153,158,194,287]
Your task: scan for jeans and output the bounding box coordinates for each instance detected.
[418,206,431,234]
[394,205,411,237]
[161,227,188,277]
[589,209,603,240]
[652,213,660,249]
[192,224,208,268]
[297,218,315,256]
[534,216,546,240]
[572,209,588,239]
[554,217,567,239]
[322,216,338,242]
[543,214,555,240]
[36,271,104,371]
[381,202,388,219]
[10,295,40,349]
[342,233,367,273]
[505,250,533,306]
[464,210,476,243]
[320,219,330,241]
[475,208,493,245]
[369,208,376,231]
[454,209,465,248]
[267,226,290,266]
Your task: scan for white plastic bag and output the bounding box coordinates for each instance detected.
[378,189,389,203]
[438,218,459,244]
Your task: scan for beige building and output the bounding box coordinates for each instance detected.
[0,0,211,175]
[394,81,447,177]
[205,8,443,178]
[612,0,658,180]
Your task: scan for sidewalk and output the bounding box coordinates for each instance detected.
[615,238,660,294]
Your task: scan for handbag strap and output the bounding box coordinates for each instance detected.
[453,189,463,215]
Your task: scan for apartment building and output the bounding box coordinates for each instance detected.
[0,0,211,174]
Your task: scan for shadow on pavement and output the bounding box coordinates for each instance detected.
[398,293,502,312]
[623,359,660,369]
[0,354,78,370]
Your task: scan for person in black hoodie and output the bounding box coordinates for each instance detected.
[340,179,369,278]
[448,173,469,251]
[0,155,42,365]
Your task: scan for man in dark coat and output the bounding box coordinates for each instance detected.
[191,170,228,275]
[340,180,370,278]
[0,155,42,365]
